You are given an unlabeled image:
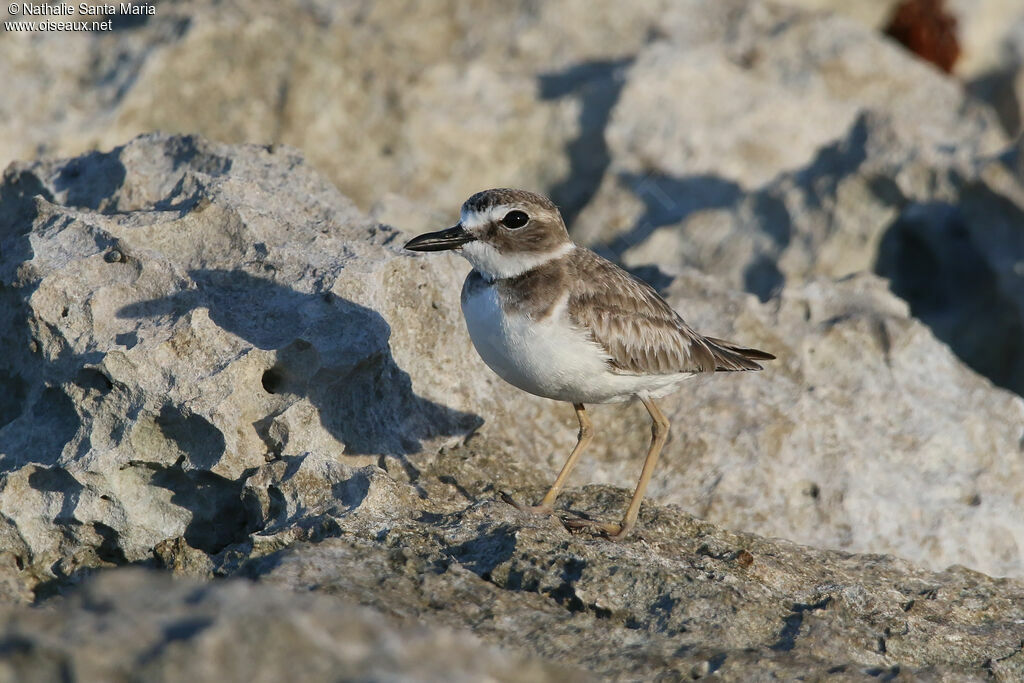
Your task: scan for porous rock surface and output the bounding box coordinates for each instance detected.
[2,503,1024,680]
[5,0,1022,401]
[0,568,578,683]
[566,5,1024,396]
[1,135,1023,678]
[2,0,1020,216]
[2,133,1024,584]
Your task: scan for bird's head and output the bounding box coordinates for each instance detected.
[404,188,572,280]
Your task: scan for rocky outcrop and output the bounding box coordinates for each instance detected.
[0,128,1020,683]
[3,0,1024,396]
[1,134,1022,609]
[3,0,1024,676]
[1,491,1023,679]
[0,133,486,589]
[246,490,1024,680]
[0,569,579,682]
[571,18,1024,394]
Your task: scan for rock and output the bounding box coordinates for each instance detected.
[601,120,1024,396]
[785,0,900,29]
[875,141,1024,396]
[0,133,495,594]
[614,268,1024,580]
[2,2,1024,678]
[6,0,1016,214]
[3,491,1023,680]
[0,132,613,595]
[786,0,1024,80]
[239,488,1024,680]
[1,134,1022,607]
[0,0,649,221]
[785,0,1024,138]
[567,8,1024,395]
[3,0,1022,396]
[573,6,1004,248]
[0,568,577,682]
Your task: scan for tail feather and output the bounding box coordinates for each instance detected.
[703,336,776,372]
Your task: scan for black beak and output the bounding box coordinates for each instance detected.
[404,224,476,252]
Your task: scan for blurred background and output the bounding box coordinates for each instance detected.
[7,0,1020,397]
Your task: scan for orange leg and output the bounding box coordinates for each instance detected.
[564,395,669,540]
[503,403,593,515]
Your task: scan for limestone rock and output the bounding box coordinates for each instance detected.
[6,485,1023,680]
[875,141,1024,396]
[0,568,577,682]
[568,8,1024,394]
[1,134,1022,604]
[240,488,1024,680]
[608,268,1024,580]
[0,0,654,221]
[0,133,488,594]
[2,472,1023,679]
[573,7,1004,251]
[787,0,1024,83]
[2,1,1024,678]
[6,0,1015,218]
[3,0,1022,396]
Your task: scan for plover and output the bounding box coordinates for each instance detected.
[405,188,774,539]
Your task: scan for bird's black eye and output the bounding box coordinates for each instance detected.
[501,210,529,229]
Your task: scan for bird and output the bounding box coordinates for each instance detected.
[404,188,774,540]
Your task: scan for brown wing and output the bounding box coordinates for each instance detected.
[566,249,774,375]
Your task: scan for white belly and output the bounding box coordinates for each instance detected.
[460,279,692,404]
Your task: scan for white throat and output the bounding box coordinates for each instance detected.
[460,241,574,280]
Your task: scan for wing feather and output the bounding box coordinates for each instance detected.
[565,249,773,375]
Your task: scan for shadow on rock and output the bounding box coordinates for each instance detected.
[146,459,255,554]
[51,151,127,212]
[875,200,1024,395]
[539,58,633,229]
[0,167,82,470]
[27,466,84,525]
[117,268,482,457]
[0,169,52,435]
[598,115,876,302]
[603,172,744,261]
[449,525,519,580]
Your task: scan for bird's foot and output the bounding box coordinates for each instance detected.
[498,491,555,517]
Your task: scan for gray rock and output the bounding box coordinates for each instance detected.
[2,1,1024,678]
[573,6,1004,249]
[0,133,485,593]
[1,134,1022,607]
[5,0,1013,216]
[0,0,651,222]
[0,568,578,682]
[875,142,1024,397]
[567,8,1024,395]
[786,0,1024,83]
[3,0,1023,396]
[622,268,1024,580]
[8,485,1023,681]
[239,487,1024,680]
[603,121,1024,395]
[2,461,1023,680]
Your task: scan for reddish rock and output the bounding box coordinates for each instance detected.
[885,0,961,73]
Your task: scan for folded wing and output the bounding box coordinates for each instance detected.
[566,251,774,375]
